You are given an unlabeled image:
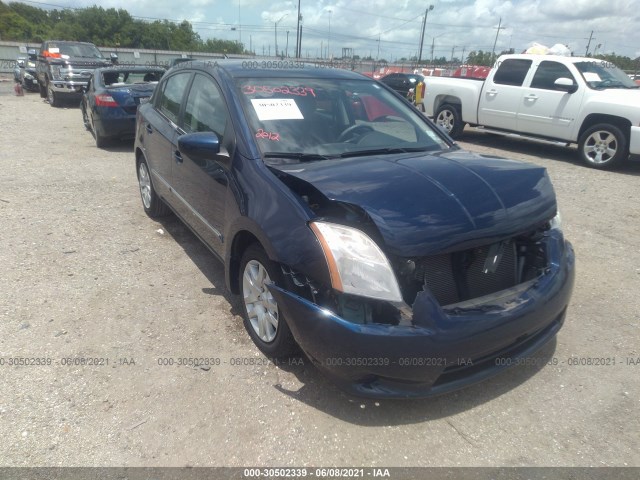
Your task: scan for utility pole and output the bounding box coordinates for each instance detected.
[377,34,380,60]
[490,17,504,65]
[585,31,595,56]
[296,0,302,58]
[450,45,456,64]
[418,4,434,64]
[430,36,435,65]
[275,14,288,58]
[286,31,289,57]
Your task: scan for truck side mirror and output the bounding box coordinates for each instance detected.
[110,53,119,64]
[554,77,578,94]
[17,59,25,68]
[28,49,37,61]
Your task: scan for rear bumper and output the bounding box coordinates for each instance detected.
[269,231,575,399]
[94,111,136,140]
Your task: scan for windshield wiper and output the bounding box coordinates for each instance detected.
[263,152,336,162]
[338,146,435,158]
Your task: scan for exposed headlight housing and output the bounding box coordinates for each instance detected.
[309,221,403,302]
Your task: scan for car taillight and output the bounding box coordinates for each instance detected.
[95,94,119,107]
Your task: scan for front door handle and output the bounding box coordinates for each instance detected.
[174,150,183,164]
[145,124,153,134]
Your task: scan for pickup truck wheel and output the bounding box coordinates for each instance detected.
[578,124,628,169]
[46,81,61,107]
[435,104,464,139]
[136,158,170,218]
[38,82,46,98]
[240,244,297,358]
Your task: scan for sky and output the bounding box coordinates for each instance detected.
[12,0,640,61]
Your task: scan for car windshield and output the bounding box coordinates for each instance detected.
[102,70,163,86]
[56,43,105,59]
[574,61,639,89]
[238,77,449,161]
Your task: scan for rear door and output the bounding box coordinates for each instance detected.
[478,58,532,130]
[171,72,232,256]
[141,71,192,198]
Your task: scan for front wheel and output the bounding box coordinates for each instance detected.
[240,244,297,358]
[435,103,464,139]
[39,81,46,98]
[47,81,60,107]
[578,124,628,169]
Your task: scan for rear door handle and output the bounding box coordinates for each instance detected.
[145,123,153,134]
[486,89,498,97]
[174,150,183,164]
[525,94,538,101]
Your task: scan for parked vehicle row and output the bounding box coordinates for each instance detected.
[133,60,575,398]
[422,54,640,169]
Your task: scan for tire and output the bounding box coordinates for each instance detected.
[81,104,91,131]
[136,157,170,218]
[239,244,297,358]
[94,130,109,149]
[39,81,46,98]
[435,103,465,139]
[578,123,628,169]
[46,81,61,107]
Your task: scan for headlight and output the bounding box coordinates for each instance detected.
[309,221,403,302]
[51,67,62,80]
[550,211,562,230]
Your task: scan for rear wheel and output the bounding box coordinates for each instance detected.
[94,129,108,148]
[435,103,464,138]
[81,104,91,131]
[240,244,297,358]
[137,157,170,218]
[578,123,628,169]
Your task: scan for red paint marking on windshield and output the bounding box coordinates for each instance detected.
[256,129,280,141]
[243,85,316,97]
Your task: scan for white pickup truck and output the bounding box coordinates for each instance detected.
[423,54,640,169]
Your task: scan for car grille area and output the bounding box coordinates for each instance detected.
[400,230,549,307]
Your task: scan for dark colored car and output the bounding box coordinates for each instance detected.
[14,50,39,92]
[134,61,575,399]
[81,66,164,147]
[379,72,425,97]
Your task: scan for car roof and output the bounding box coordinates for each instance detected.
[171,59,369,80]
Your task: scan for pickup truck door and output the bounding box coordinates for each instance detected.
[516,60,584,140]
[478,58,532,130]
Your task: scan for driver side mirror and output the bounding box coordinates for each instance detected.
[17,59,25,68]
[110,53,119,64]
[28,49,37,61]
[554,77,578,94]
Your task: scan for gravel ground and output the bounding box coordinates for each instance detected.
[0,76,639,468]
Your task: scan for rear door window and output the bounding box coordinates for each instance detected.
[156,72,191,124]
[493,59,532,86]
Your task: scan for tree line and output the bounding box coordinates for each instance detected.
[0,1,245,54]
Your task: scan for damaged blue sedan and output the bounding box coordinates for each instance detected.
[134,61,575,398]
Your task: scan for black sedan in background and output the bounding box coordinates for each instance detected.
[134,61,574,398]
[379,72,424,98]
[81,66,164,147]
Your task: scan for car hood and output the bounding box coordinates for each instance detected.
[271,150,557,256]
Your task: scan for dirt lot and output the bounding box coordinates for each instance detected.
[1,77,639,469]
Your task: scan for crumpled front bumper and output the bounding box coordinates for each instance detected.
[269,231,575,399]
